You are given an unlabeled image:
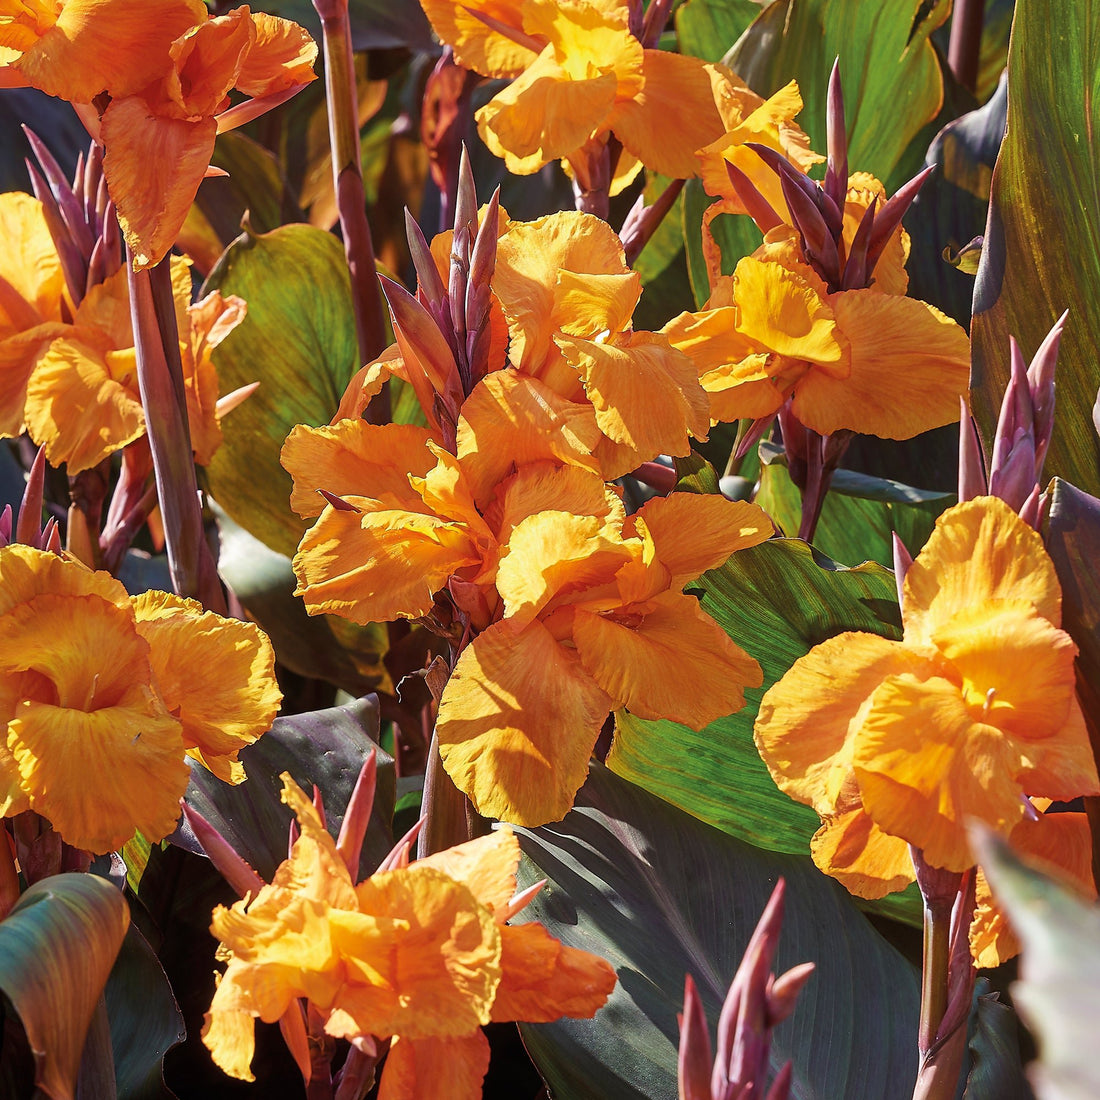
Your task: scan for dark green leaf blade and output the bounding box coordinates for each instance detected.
[518,764,920,1099]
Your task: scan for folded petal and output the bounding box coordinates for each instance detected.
[486,462,622,543]
[626,493,772,589]
[754,632,933,816]
[413,827,520,919]
[235,12,317,97]
[790,289,970,439]
[202,972,258,1082]
[808,809,915,900]
[477,48,616,174]
[572,590,760,728]
[558,331,710,462]
[12,0,207,101]
[419,0,538,78]
[437,617,612,825]
[456,371,602,507]
[102,96,218,270]
[491,921,615,1022]
[608,50,725,179]
[293,503,481,624]
[282,421,435,518]
[854,674,1031,872]
[0,191,65,328]
[25,336,145,472]
[377,1031,491,1100]
[902,497,1062,643]
[132,591,282,783]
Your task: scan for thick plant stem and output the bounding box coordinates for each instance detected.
[127,253,226,612]
[918,895,952,1054]
[948,0,986,95]
[417,730,472,859]
[314,0,389,421]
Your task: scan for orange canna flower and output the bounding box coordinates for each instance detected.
[203,774,616,1094]
[420,0,736,188]
[0,544,281,852]
[284,414,771,824]
[753,496,1099,895]
[17,257,245,472]
[1,1,317,270]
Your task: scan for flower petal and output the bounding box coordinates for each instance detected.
[754,632,934,816]
[235,12,317,97]
[626,493,772,589]
[282,420,435,518]
[808,809,915,900]
[102,96,218,270]
[491,921,615,1022]
[413,827,520,919]
[419,0,538,78]
[377,1032,491,1100]
[437,617,612,826]
[790,288,970,439]
[902,497,1062,643]
[573,590,760,728]
[132,590,282,783]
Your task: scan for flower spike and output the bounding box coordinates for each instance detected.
[822,59,848,212]
[335,749,378,879]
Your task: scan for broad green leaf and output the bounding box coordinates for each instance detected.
[202,223,362,559]
[971,0,1100,498]
[518,764,920,1099]
[104,927,185,1100]
[975,827,1100,1100]
[0,874,129,1100]
[676,0,760,63]
[906,76,1006,327]
[607,537,900,855]
[179,696,394,883]
[215,504,390,696]
[726,0,950,183]
[756,445,954,566]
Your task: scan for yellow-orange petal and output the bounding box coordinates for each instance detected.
[754,632,937,816]
[419,0,538,78]
[557,331,710,462]
[25,336,146,472]
[132,590,281,784]
[377,1032,491,1100]
[902,497,1062,644]
[0,191,65,330]
[413,827,520,920]
[235,12,317,97]
[476,47,617,176]
[293,502,481,625]
[971,810,1096,968]
[496,510,629,626]
[491,921,615,1022]
[493,210,629,382]
[790,289,970,439]
[162,9,253,118]
[12,0,207,102]
[608,50,725,178]
[1,592,188,852]
[733,256,846,370]
[455,371,602,507]
[572,590,761,728]
[0,322,68,437]
[282,420,435,518]
[809,809,915,900]
[180,338,222,466]
[102,96,218,270]
[346,866,502,1040]
[202,971,258,1082]
[437,617,612,826]
[332,346,401,423]
[854,674,1031,872]
[486,462,622,544]
[626,493,772,589]
[554,269,641,339]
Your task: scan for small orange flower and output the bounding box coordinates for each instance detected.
[203,774,616,1095]
[0,544,281,852]
[753,497,1099,894]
